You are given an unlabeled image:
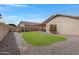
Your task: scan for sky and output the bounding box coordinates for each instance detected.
[1,4,79,25]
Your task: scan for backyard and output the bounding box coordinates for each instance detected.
[21,32,65,46]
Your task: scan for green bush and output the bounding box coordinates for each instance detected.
[49,27,53,33]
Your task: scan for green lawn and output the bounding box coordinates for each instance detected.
[21,32,65,46]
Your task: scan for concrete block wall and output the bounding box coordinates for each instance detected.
[0,23,9,42]
[9,25,16,32]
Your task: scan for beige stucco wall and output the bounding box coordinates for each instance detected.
[46,16,79,36]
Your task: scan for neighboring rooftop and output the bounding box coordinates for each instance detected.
[17,14,79,26]
[18,21,41,26]
[42,14,79,24]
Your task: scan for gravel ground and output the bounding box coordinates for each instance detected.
[0,32,20,55]
[14,32,79,55]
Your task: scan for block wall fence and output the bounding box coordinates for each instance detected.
[0,23,9,42]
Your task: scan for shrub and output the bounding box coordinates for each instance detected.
[49,26,53,33]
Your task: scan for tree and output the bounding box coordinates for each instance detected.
[8,24,16,27]
[0,14,2,19]
[49,26,53,33]
[49,25,57,34]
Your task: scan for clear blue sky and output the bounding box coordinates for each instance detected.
[0,4,79,25]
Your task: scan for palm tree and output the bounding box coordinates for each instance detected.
[0,14,2,19]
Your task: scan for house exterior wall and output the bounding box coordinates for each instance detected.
[24,25,42,31]
[19,23,25,27]
[41,24,46,31]
[19,23,43,32]
[0,23,9,42]
[16,26,21,32]
[46,16,79,36]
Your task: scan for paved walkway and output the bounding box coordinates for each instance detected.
[14,32,79,55]
[0,32,20,55]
